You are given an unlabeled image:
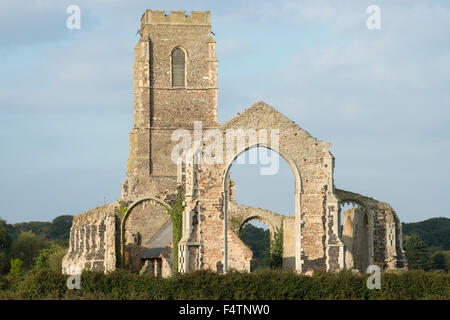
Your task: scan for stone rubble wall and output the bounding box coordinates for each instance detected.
[342,207,370,271]
[62,203,119,275]
[227,229,252,272]
[183,102,343,273]
[335,189,407,270]
[126,9,218,184]
[228,202,284,236]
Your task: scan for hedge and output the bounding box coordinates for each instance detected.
[0,269,449,300]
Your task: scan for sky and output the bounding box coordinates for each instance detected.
[0,0,449,224]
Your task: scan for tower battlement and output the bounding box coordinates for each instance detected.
[141,10,211,26]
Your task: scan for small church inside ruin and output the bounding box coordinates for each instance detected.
[62,10,407,277]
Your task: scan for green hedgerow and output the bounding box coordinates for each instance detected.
[0,268,449,300]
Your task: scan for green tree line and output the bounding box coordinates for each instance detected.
[402,217,450,271]
[0,216,72,275]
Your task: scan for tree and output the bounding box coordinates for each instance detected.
[0,218,12,275]
[444,251,450,271]
[11,231,48,269]
[431,251,447,271]
[402,217,450,250]
[270,226,283,269]
[404,233,430,270]
[9,258,23,275]
[0,251,10,275]
[35,245,61,270]
[0,218,11,250]
[240,223,271,271]
[48,215,73,240]
[48,247,68,273]
[35,244,67,272]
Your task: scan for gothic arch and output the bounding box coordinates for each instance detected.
[120,197,171,266]
[223,143,302,273]
[238,215,276,239]
[170,46,187,87]
[337,197,374,269]
[180,102,341,274]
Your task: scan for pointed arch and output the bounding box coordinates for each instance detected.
[171,47,186,87]
[120,197,171,267]
[223,143,302,273]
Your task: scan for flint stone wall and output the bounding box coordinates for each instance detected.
[62,203,118,274]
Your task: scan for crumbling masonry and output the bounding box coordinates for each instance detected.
[62,10,407,276]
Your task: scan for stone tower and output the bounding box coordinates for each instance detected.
[122,10,219,200]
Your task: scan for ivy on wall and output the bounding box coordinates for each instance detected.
[116,201,129,221]
[166,190,184,274]
[115,201,130,268]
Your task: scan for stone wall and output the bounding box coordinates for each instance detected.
[335,189,407,270]
[228,203,296,270]
[124,201,170,246]
[124,9,218,194]
[161,246,173,277]
[62,203,118,274]
[342,207,370,272]
[120,11,221,274]
[181,102,343,273]
[228,203,284,237]
[282,217,296,270]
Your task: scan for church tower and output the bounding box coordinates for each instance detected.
[123,10,218,199]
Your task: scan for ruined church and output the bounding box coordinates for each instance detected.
[62,10,407,277]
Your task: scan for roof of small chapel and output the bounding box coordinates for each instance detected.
[142,219,172,259]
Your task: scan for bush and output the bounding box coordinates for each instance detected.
[0,268,448,300]
[35,245,67,273]
[48,248,68,273]
[9,258,23,275]
[14,270,67,299]
[0,251,10,275]
[10,231,48,270]
[431,251,447,271]
[405,233,431,270]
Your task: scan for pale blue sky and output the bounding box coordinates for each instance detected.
[1,0,449,223]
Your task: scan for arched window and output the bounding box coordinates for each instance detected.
[172,48,185,87]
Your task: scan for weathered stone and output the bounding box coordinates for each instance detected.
[62,204,117,275]
[62,9,407,277]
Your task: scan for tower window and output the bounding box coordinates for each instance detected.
[172,48,185,87]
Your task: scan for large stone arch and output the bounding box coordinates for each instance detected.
[180,101,342,274]
[335,188,407,270]
[335,190,375,270]
[340,204,373,269]
[239,216,276,238]
[223,143,302,272]
[231,204,284,238]
[120,196,171,270]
